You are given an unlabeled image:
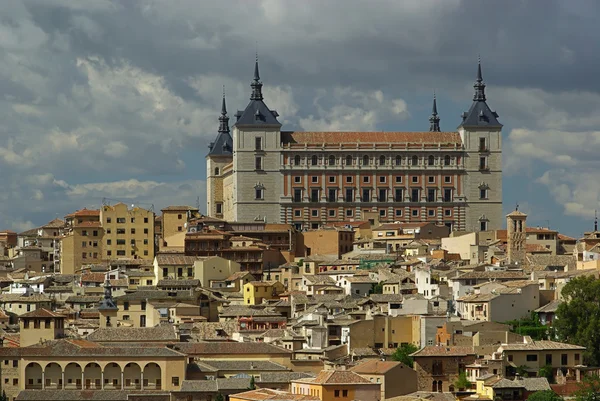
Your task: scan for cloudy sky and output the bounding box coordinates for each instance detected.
[0,0,598,236]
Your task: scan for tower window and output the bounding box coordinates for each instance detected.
[479,137,487,151]
[479,157,487,170]
[255,188,264,200]
[255,137,262,150]
[480,221,488,231]
[480,189,488,199]
[216,203,222,214]
[214,167,220,175]
[255,157,263,170]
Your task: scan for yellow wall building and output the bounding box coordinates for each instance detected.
[60,209,103,275]
[101,203,155,261]
[243,281,285,305]
[291,370,380,401]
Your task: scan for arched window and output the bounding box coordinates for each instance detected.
[379,155,386,166]
[432,381,438,392]
[346,155,353,165]
[329,155,336,165]
[312,155,318,166]
[363,155,370,166]
[294,155,301,166]
[214,167,220,176]
[428,155,435,166]
[411,155,418,166]
[437,381,443,392]
[444,155,451,166]
[395,155,401,166]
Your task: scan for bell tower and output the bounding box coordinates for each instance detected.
[507,208,527,265]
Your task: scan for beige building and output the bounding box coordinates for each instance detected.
[348,315,420,350]
[153,254,240,286]
[412,345,477,392]
[349,360,417,399]
[298,228,355,258]
[60,218,104,275]
[207,60,503,232]
[101,203,155,260]
[160,205,200,250]
[19,308,66,347]
[372,222,450,253]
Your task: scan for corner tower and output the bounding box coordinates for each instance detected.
[459,59,503,231]
[507,208,527,264]
[231,57,282,223]
[206,89,233,218]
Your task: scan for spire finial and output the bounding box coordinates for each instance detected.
[250,55,264,101]
[473,56,486,101]
[429,91,440,132]
[218,86,230,134]
[595,210,598,231]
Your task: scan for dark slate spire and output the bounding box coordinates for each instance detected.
[207,87,234,157]
[218,86,230,134]
[98,279,117,310]
[250,55,264,101]
[429,92,441,132]
[458,57,502,129]
[473,56,486,101]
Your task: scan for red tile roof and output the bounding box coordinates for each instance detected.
[304,370,373,385]
[20,308,65,319]
[349,359,406,374]
[282,131,462,145]
[65,208,100,218]
[411,345,476,357]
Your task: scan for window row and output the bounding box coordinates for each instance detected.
[291,154,456,167]
[293,175,454,185]
[106,249,149,256]
[293,208,454,219]
[292,188,455,203]
[106,239,149,245]
[105,228,149,235]
[106,217,150,224]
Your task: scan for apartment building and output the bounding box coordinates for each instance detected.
[101,203,155,261]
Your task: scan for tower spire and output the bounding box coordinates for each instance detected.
[218,86,230,134]
[429,92,441,132]
[250,54,263,101]
[473,56,486,101]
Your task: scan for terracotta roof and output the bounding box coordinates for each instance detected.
[298,370,373,385]
[86,325,177,342]
[282,131,462,145]
[42,218,65,228]
[350,359,407,374]
[506,210,527,217]
[248,280,280,287]
[65,208,100,218]
[75,221,102,228]
[174,341,291,355]
[161,205,199,212]
[226,388,319,401]
[20,308,64,319]
[156,254,203,265]
[500,340,585,351]
[226,271,253,281]
[558,234,576,242]
[455,271,527,280]
[411,345,476,357]
[526,227,558,234]
[526,243,552,253]
[81,273,105,283]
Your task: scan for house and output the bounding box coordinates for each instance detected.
[336,275,377,296]
[414,266,450,299]
[243,281,286,305]
[348,315,420,350]
[349,360,417,398]
[448,271,528,300]
[229,388,319,401]
[535,299,562,326]
[411,346,477,392]
[291,370,380,401]
[473,375,551,401]
[497,337,585,380]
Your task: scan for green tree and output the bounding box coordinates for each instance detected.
[370,282,384,294]
[503,312,547,340]
[527,390,563,401]
[574,375,600,401]
[554,276,600,366]
[391,343,419,368]
[516,365,530,378]
[538,365,554,384]
[248,376,256,390]
[0,390,7,401]
[216,393,224,401]
[454,372,471,390]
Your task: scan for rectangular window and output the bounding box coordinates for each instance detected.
[144,228,148,234]
[395,176,402,183]
[444,188,452,202]
[378,189,387,202]
[106,217,112,223]
[427,188,436,202]
[379,176,386,184]
[311,189,319,202]
[346,176,352,183]
[395,209,402,217]
[172,377,179,386]
[345,189,354,202]
[479,157,487,170]
[216,203,223,214]
[526,354,538,362]
[311,210,319,217]
[131,228,136,234]
[294,189,302,202]
[82,230,88,236]
[328,189,337,202]
[117,239,126,245]
[294,210,301,217]
[255,157,263,170]
[411,189,420,202]
[480,221,488,231]
[93,230,98,237]
[362,189,371,202]
[412,209,419,216]
[294,176,301,183]
[444,176,451,183]
[117,250,126,256]
[255,189,263,200]
[311,176,318,183]
[329,176,336,183]
[311,155,318,166]
[117,228,125,234]
[346,209,353,217]
[561,354,568,365]
[335,390,340,398]
[328,210,336,217]
[82,241,87,248]
[480,189,488,199]
[379,209,386,217]
[479,137,487,151]
[411,176,418,184]
[255,137,262,150]
[428,209,435,217]
[144,217,148,223]
[116,218,126,224]
[363,176,369,183]
[428,176,435,183]
[343,390,348,397]
[445,209,452,216]
[395,188,403,202]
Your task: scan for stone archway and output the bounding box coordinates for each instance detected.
[123,362,141,389]
[83,363,102,389]
[25,362,43,389]
[103,363,121,390]
[143,363,162,390]
[44,363,62,389]
[64,362,82,389]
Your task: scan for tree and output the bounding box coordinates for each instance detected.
[391,343,419,368]
[554,276,600,366]
[516,365,530,378]
[454,372,471,390]
[527,390,563,401]
[504,312,547,340]
[574,375,600,401]
[216,393,224,401]
[539,365,554,384]
[370,282,384,294]
[0,390,7,401]
[248,376,256,390]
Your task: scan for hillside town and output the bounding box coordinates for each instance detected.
[0,33,597,401]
